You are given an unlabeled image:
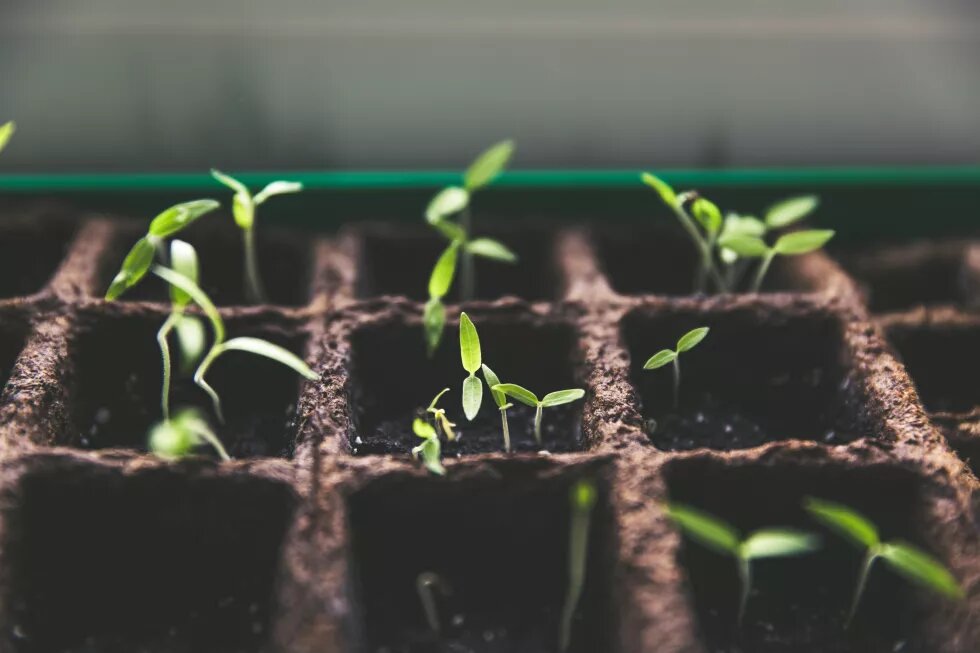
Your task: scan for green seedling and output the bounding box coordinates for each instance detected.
[412,418,445,476]
[211,170,303,304]
[416,571,451,635]
[459,312,484,421]
[719,228,835,293]
[148,407,230,461]
[665,502,820,624]
[559,479,598,653]
[491,384,585,446]
[426,388,457,441]
[804,497,963,626]
[643,327,709,410]
[481,363,513,452]
[0,121,15,155]
[152,265,317,424]
[423,141,517,353]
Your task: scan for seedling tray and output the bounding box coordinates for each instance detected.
[0,168,977,653]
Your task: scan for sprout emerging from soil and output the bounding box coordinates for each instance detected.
[148,407,230,461]
[426,387,457,441]
[152,265,317,425]
[211,170,303,304]
[416,571,451,634]
[719,228,835,293]
[422,141,517,352]
[491,384,585,446]
[412,418,445,476]
[665,502,820,625]
[559,479,597,653]
[0,121,14,154]
[459,312,484,421]
[643,327,709,409]
[804,497,963,626]
[481,363,513,452]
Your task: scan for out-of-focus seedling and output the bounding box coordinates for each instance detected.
[0,121,15,154]
[665,502,820,624]
[559,479,598,653]
[804,497,963,626]
[643,327,709,409]
[416,571,451,635]
[426,388,457,441]
[152,265,317,425]
[491,383,585,445]
[459,312,484,421]
[211,170,303,304]
[412,418,445,476]
[422,141,517,351]
[148,407,229,461]
[719,229,835,293]
[481,363,513,452]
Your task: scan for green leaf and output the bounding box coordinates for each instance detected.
[152,265,225,344]
[148,417,195,459]
[492,383,539,407]
[676,327,709,353]
[641,172,677,205]
[254,180,303,205]
[717,234,769,258]
[459,312,481,374]
[211,168,249,196]
[429,241,459,299]
[804,497,879,549]
[426,186,469,224]
[464,140,514,191]
[643,349,677,370]
[462,374,483,420]
[765,195,819,230]
[431,218,466,242]
[413,417,438,440]
[174,315,206,372]
[466,238,517,263]
[148,199,221,238]
[665,504,740,556]
[692,198,722,234]
[879,542,963,599]
[413,436,446,476]
[541,389,585,407]
[169,239,199,308]
[217,337,318,380]
[231,193,255,230]
[741,529,821,560]
[427,387,451,412]
[722,214,766,239]
[423,297,446,356]
[481,364,507,408]
[106,237,156,300]
[0,121,15,154]
[773,230,834,256]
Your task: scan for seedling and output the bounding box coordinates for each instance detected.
[491,383,585,445]
[481,363,513,452]
[804,497,963,626]
[148,407,229,461]
[426,388,457,441]
[719,228,835,292]
[422,141,517,352]
[643,327,709,409]
[665,502,820,624]
[459,312,484,421]
[559,479,597,653]
[211,169,303,304]
[0,121,14,155]
[416,571,451,635]
[412,418,445,476]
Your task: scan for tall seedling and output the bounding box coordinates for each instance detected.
[559,479,598,652]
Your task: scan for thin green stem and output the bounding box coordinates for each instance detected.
[559,489,595,652]
[156,313,180,421]
[194,346,225,424]
[500,406,512,453]
[751,251,776,293]
[187,422,231,461]
[534,404,543,445]
[847,549,878,628]
[669,201,725,293]
[737,555,751,626]
[416,572,444,635]
[243,227,267,304]
[672,356,681,410]
[460,207,475,301]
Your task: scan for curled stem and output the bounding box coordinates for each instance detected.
[156,313,180,421]
[194,348,225,424]
[243,227,267,304]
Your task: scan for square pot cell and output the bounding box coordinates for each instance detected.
[2,465,295,653]
[594,225,813,297]
[0,220,76,298]
[664,458,953,653]
[65,312,311,458]
[838,240,971,314]
[349,317,584,455]
[101,222,313,307]
[354,226,559,301]
[346,470,617,653]
[885,322,980,415]
[622,306,869,451]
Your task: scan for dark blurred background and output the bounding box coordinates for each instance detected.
[1,1,979,172]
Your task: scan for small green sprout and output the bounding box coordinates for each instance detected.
[459,312,484,421]
[423,141,517,352]
[665,502,820,625]
[412,418,445,476]
[559,479,597,653]
[804,497,963,626]
[426,388,457,441]
[416,571,451,635]
[148,407,229,461]
[0,121,15,154]
[491,384,585,446]
[719,229,835,293]
[481,363,513,452]
[643,327,709,409]
[211,170,303,304]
